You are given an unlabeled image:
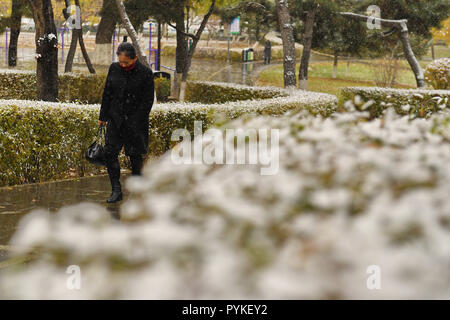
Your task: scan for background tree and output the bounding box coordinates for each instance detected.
[432,17,450,46]
[221,0,276,44]
[8,0,25,67]
[93,0,151,65]
[291,0,367,89]
[63,0,96,73]
[28,0,59,101]
[0,0,33,67]
[276,0,297,88]
[357,0,449,39]
[354,0,448,59]
[124,0,153,31]
[291,0,319,90]
[148,0,232,100]
[169,0,216,101]
[312,1,366,79]
[93,0,120,64]
[341,0,448,88]
[114,0,149,67]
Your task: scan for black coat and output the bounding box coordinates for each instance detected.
[99,60,154,154]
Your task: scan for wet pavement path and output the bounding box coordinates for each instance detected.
[0,174,132,250]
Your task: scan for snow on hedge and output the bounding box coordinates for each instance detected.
[342,86,450,98]
[0,68,98,77]
[340,87,450,118]
[0,99,100,110]
[0,86,336,186]
[0,70,107,103]
[425,58,450,90]
[1,107,449,299]
[0,68,34,75]
[0,83,337,117]
[189,80,289,95]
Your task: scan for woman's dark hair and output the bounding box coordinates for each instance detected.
[116,42,137,59]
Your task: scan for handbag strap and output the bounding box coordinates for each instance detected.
[96,125,106,144]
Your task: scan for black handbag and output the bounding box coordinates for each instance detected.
[85,125,106,166]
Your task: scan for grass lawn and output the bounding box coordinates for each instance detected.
[424,45,450,60]
[257,61,418,96]
[258,44,449,96]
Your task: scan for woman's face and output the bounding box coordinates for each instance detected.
[118,53,138,68]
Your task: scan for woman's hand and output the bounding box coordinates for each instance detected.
[98,120,107,127]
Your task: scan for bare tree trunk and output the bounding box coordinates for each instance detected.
[340,12,425,88]
[8,0,23,67]
[390,42,400,86]
[78,27,95,73]
[94,0,117,65]
[179,0,216,101]
[333,52,338,79]
[276,0,296,88]
[114,0,149,67]
[65,29,78,72]
[96,0,117,43]
[397,29,425,88]
[431,42,435,60]
[63,0,95,73]
[345,56,350,77]
[392,58,399,86]
[298,6,316,90]
[174,11,187,100]
[63,0,78,72]
[29,0,59,101]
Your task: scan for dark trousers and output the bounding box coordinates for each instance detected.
[104,120,144,180]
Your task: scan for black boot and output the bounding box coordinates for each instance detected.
[107,160,123,203]
[130,155,144,176]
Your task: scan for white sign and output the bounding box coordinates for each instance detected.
[231,17,240,35]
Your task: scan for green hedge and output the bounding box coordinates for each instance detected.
[161,45,300,62]
[154,77,171,102]
[0,69,191,105]
[0,70,106,104]
[0,82,337,186]
[0,102,102,186]
[340,87,450,118]
[185,81,288,103]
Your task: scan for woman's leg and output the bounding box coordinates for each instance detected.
[104,122,124,203]
[129,154,144,176]
[106,157,122,203]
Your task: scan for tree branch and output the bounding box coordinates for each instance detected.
[168,22,198,40]
[225,1,266,11]
[169,0,216,41]
[340,12,408,32]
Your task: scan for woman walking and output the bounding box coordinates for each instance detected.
[98,42,155,203]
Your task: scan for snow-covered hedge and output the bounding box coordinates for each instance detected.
[0,69,332,107]
[185,80,289,103]
[340,87,450,118]
[425,58,450,90]
[0,101,103,186]
[0,88,337,186]
[0,69,107,104]
[2,107,449,299]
